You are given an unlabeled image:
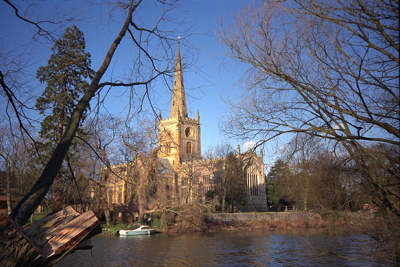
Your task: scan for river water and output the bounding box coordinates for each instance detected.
[56,230,390,266]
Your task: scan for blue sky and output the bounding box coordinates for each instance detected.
[1,0,277,163]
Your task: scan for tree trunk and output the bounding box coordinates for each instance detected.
[99,184,111,226]
[93,174,112,226]
[6,167,12,215]
[303,177,308,211]
[104,208,111,226]
[52,175,63,213]
[174,173,180,202]
[221,191,226,213]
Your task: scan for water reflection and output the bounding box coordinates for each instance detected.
[56,231,385,266]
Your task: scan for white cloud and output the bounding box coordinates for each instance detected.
[242,140,256,152]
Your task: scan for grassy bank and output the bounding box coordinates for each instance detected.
[100,223,133,236]
[203,210,375,234]
[198,210,373,233]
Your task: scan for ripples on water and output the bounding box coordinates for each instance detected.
[56,231,386,266]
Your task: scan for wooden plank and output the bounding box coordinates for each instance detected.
[24,206,78,231]
[1,206,100,266]
[25,206,80,248]
[40,210,99,258]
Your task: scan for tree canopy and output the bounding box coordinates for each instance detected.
[223,152,248,212]
[36,25,94,145]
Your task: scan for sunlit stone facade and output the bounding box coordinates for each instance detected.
[156,44,267,209]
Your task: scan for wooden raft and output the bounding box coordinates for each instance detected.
[0,206,99,266]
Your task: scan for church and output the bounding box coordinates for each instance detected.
[106,44,267,211]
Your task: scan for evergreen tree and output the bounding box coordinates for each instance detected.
[36,25,94,146]
[35,25,93,212]
[266,160,292,208]
[223,152,248,212]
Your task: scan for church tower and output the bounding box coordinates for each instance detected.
[158,42,201,170]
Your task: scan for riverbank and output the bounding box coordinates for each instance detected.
[166,210,374,234]
[205,211,324,230]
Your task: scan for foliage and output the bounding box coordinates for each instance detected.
[161,204,207,233]
[206,146,250,212]
[100,222,133,236]
[265,135,374,212]
[34,25,95,211]
[266,159,291,206]
[36,25,93,145]
[205,190,215,200]
[223,152,248,212]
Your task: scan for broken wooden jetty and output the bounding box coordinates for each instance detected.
[0,206,100,266]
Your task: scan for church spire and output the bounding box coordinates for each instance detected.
[170,39,188,119]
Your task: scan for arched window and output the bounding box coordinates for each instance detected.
[186,142,192,154]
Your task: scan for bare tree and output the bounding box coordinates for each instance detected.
[203,144,231,212]
[280,135,360,211]
[0,126,44,215]
[203,144,249,212]
[0,127,18,215]
[78,115,125,225]
[123,120,159,219]
[221,0,399,218]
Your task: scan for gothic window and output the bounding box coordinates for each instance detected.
[186,142,192,154]
[247,171,259,196]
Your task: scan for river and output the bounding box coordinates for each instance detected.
[56,230,390,266]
